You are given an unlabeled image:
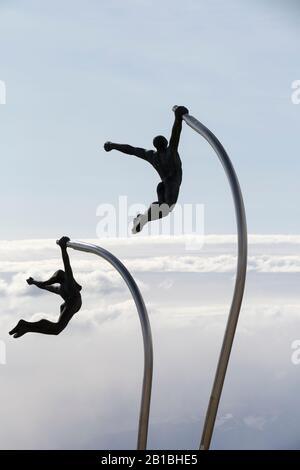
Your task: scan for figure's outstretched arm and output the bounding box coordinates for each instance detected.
[104,142,152,162]
[57,236,74,283]
[169,106,189,153]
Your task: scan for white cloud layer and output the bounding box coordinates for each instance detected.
[0,236,300,450]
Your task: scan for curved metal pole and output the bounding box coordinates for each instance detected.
[174,107,247,449]
[63,240,153,450]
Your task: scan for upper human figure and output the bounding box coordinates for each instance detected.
[104,105,189,233]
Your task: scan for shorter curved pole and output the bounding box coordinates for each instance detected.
[173,107,248,450]
[61,240,153,450]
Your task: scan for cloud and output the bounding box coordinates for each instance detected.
[243,416,267,432]
[2,237,300,281]
[216,413,234,428]
[158,278,174,290]
[1,236,300,450]
[4,253,300,278]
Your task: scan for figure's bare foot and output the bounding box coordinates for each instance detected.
[132,214,147,234]
[9,320,28,338]
[132,214,141,234]
[26,277,35,285]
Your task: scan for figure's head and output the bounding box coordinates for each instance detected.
[153,135,168,151]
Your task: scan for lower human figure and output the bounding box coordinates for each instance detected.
[104,105,189,233]
[9,236,82,338]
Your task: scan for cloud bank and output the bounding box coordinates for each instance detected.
[0,236,300,450]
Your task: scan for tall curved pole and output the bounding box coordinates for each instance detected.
[62,240,153,450]
[173,107,248,450]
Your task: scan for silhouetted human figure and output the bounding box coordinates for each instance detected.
[104,105,189,233]
[9,237,82,338]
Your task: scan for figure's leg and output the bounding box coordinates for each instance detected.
[9,319,64,337]
[164,180,180,208]
[9,303,74,338]
[28,270,65,287]
[132,181,180,233]
[156,181,166,203]
[27,270,65,295]
[132,183,167,233]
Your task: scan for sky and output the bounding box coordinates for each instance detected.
[1,0,300,451]
[0,0,300,238]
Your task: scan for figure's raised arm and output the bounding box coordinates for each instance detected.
[104,141,153,162]
[57,236,74,282]
[169,106,189,153]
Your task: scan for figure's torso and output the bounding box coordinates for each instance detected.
[60,280,82,303]
[151,148,182,183]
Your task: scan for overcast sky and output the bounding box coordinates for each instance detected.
[0,0,300,238]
